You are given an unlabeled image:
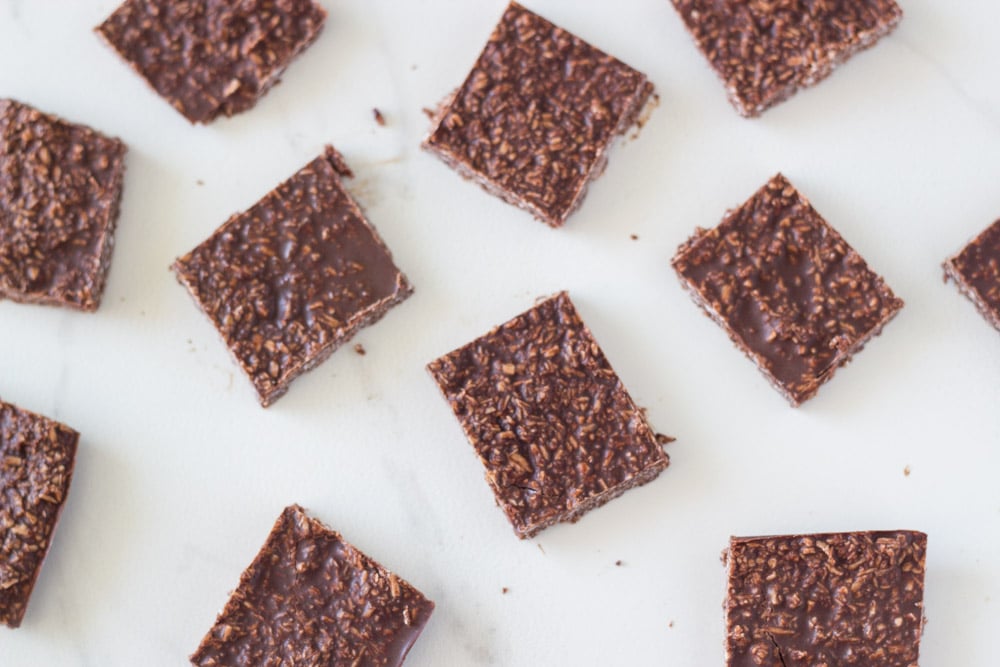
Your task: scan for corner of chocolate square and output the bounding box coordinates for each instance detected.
[191,505,434,666]
[0,400,79,628]
[0,99,126,311]
[96,0,327,123]
[172,147,413,407]
[422,2,655,227]
[944,218,1000,333]
[725,530,927,666]
[427,291,671,538]
[669,0,903,117]
[672,173,903,406]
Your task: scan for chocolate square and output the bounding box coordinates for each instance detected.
[725,531,926,667]
[672,174,903,406]
[191,505,434,666]
[423,2,654,227]
[0,99,126,311]
[670,0,903,117]
[0,400,79,628]
[944,218,1000,333]
[427,292,670,539]
[96,0,326,124]
[172,146,413,407]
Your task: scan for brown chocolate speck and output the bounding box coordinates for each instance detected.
[501,587,509,595]
[630,234,639,241]
[373,108,386,126]
[354,344,366,356]
[904,465,911,477]
[615,560,623,567]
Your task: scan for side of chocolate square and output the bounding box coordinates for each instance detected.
[427,292,670,538]
[672,174,903,405]
[944,218,1000,333]
[423,2,654,227]
[725,531,927,667]
[0,99,126,311]
[191,505,434,667]
[0,400,79,628]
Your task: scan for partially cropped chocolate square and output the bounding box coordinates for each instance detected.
[0,400,79,628]
[173,146,412,407]
[428,292,670,539]
[0,99,126,311]
[725,531,927,667]
[191,505,434,666]
[672,174,903,406]
[423,2,655,227]
[944,218,1000,333]
[96,0,326,124]
[670,0,903,117]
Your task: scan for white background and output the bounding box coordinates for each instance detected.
[1,1,998,664]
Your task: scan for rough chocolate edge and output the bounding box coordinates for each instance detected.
[944,257,1000,335]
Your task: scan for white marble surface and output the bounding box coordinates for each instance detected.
[1,1,999,664]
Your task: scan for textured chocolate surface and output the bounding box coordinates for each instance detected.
[672,174,902,406]
[944,218,1000,333]
[97,0,326,124]
[725,531,926,667]
[173,146,412,407]
[0,99,126,311]
[0,400,79,628]
[423,2,654,227]
[670,0,902,117]
[427,292,670,539]
[191,505,434,666]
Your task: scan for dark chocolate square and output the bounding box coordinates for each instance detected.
[944,218,1000,333]
[0,400,79,628]
[423,2,654,227]
[191,505,434,666]
[96,0,326,124]
[670,0,903,117]
[725,531,926,667]
[172,146,413,407]
[672,174,903,406]
[427,292,670,539]
[0,99,126,311]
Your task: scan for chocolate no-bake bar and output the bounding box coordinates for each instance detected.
[96,0,326,124]
[191,505,434,666]
[0,400,79,628]
[0,99,126,311]
[172,146,412,407]
[669,0,903,117]
[672,174,903,406]
[944,218,1000,333]
[423,2,655,227]
[725,531,927,667]
[427,292,670,539]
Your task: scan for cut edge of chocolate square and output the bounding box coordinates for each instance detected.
[190,504,434,666]
[943,219,1000,334]
[172,146,413,407]
[0,99,127,312]
[426,291,671,539]
[671,174,903,406]
[421,2,656,227]
[0,400,79,628]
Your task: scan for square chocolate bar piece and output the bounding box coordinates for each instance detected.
[0,99,126,311]
[670,0,903,117]
[427,292,670,539]
[173,146,412,407]
[191,505,434,666]
[0,400,79,628]
[97,0,326,124]
[944,218,1000,333]
[423,2,655,227]
[672,174,903,406]
[725,531,927,667]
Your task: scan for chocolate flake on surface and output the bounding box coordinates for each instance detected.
[423,2,655,227]
[173,146,412,407]
[672,173,903,406]
[0,99,126,311]
[944,218,1000,334]
[427,292,670,539]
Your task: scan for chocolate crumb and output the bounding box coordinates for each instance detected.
[655,433,676,445]
[668,620,675,629]
[354,344,366,356]
[615,560,623,567]
[904,465,911,477]
[630,234,639,241]
[501,587,509,595]
[373,108,386,126]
